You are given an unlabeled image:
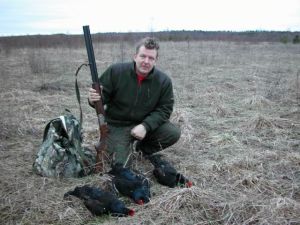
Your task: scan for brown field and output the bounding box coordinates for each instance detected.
[0,40,300,225]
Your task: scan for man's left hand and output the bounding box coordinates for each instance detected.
[131,124,147,140]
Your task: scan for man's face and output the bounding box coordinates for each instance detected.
[134,46,157,76]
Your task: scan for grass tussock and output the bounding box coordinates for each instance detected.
[245,114,300,131]
[243,95,273,109]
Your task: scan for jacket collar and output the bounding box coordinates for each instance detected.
[131,61,155,79]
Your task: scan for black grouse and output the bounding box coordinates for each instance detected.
[148,154,192,188]
[64,185,134,217]
[109,163,151,205]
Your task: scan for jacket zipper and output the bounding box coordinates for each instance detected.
[130,76,140,118]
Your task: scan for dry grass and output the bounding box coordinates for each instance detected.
[0,41,300,225]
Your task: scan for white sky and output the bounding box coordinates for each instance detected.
[0,0,299,36]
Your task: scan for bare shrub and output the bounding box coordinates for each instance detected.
[0,43,12,56]
[27,49,51,74]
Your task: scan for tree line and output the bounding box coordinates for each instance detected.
[0,30,299,50]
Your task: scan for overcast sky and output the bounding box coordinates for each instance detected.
[1,0,299,36]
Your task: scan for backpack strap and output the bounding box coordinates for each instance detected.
[74,63,89,130]
[42,118,60,142]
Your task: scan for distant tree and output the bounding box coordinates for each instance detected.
[280,36,289,44]
[293,35,300,44]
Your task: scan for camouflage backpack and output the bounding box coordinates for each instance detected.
[33,112,95,178]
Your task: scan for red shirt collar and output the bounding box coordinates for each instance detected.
[136,73,146,86]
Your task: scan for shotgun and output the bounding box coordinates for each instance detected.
[83,25,108,173]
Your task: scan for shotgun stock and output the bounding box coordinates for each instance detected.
[83,25,108,173]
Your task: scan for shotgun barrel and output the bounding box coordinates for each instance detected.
[83,25,108,173]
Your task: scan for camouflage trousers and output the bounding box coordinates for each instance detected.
[106,121,181,165]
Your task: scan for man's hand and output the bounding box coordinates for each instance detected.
[131,124,147,140]
[88,88,101,106]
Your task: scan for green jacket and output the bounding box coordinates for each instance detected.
[98,62,174,132]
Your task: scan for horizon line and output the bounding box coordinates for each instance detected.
[1,28,299,37]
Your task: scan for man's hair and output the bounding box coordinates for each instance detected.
[135,37,160,56]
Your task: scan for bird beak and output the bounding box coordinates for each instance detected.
[128,209,135,216]
[186,181,193,188]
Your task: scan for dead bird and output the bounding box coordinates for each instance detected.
[109,163,151,205]
[148,154,192,188]
[64,185,134,217]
